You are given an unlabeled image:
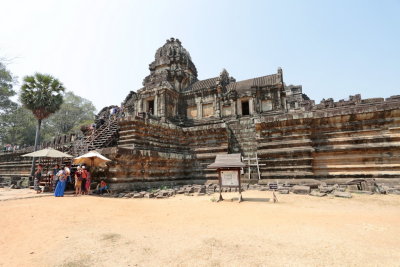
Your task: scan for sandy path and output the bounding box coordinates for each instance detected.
[0,191,399,267]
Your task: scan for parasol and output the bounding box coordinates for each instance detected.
[22,148,73,158]
[73,150,111,167]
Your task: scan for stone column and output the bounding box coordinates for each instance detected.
[249,98,254,115]
[214,94,221,118]
[231,99,237,117]
[237,99,242,115]
[154,94,158,116]
[196,97,202,119]
[159,91,166,120]
[138,99,143,113]
[277,90,282,110]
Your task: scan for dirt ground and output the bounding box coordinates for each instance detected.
[0,189,399,267]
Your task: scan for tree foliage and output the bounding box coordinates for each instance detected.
[0,60,19,145]
[43,91,96,136]
[0,61,17,114]
[0,106,36,145]
[1,67,97,147]
[1,91,96,146]
[20,73,65,121]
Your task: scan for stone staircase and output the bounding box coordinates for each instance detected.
[226,118,257,157]
[70,118,119,156]
[257,128,314,180]
[255,108,400,182]
[0,153,32,187]
[184,123,229,180]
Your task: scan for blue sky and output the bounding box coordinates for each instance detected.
[1,0,399,110]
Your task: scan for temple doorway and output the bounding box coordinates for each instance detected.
[242,100,250,115]
[148,100,154,115]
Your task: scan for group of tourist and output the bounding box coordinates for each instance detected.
[34,163,109,197]
[2,144,22,153]
[73,165,92,196]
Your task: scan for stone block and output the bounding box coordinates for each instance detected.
[333,191,352,198]
[318,186,334,194]
[278,189,289,194]
[310,190,326,197]
[292,185,311,195]
[185,186,194,193]
[386,189,400,195]
[350,190,373,195]
[347,185,359,191]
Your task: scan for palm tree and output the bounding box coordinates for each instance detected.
[20,73,65,178]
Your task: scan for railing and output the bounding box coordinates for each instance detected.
[0,113,120,158]
[69,115,119,155]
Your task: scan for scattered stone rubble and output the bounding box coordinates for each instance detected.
[96,179,400,199]
[0,176,28,189]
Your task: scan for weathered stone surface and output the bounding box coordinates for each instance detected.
[386,189,400,195]
[349,190,374,195]
[318,186,335,194]
[310,191,327,197]
[145,192,154,198]
[278,189,289,194]
[292,185,311,195]
[333,191,352,198]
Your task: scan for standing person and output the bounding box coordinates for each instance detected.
[64,164,71,190]
[54,168,67,197]
[85,167,92,195]
[74,166,82,196]
[33,164,43,194]
[52,164,60,191]
[46,170,53,189]
[81,166,88,195]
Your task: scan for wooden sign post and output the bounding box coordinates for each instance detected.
[218,168,242,202]
[208,154,246,203]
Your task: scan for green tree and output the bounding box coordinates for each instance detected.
[45,91,96,136]
[0,61,17,114]
[1,106,36,145]
[0,61,18,145]
[20,73,65,175]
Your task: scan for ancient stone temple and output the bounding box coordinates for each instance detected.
[1,37,400,189]
[122,38,288,123]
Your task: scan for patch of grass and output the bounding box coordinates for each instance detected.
[210,196,217,202]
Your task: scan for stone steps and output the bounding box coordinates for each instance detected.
[315,142,400,152]
[258,146,314,156]
[261,171,315,178]
[257,139,312,149]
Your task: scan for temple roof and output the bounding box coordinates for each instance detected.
[183,77,218,92]
[226,73,282,91]
[183,73,282,93]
